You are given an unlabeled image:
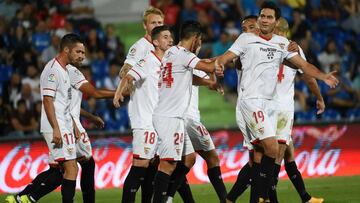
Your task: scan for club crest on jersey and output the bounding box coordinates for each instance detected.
[74,69,82,76]
[48,74,56,82]
[258,127,264,135]
[176,149,181,155]
[144,147,150,154]
[278,43,285,49]
[129,48,136,56]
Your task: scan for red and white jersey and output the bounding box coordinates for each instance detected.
[68,65,88,132]
[274,47,306,111]
[184,70,208,122]
[154,46,200,118]
[229,33,298,100]
[128,51,162,129]
[40,58,72,133]
[124,37,154,66]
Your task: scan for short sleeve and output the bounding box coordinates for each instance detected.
[68,66,88,89]
[128,59,147,82]
[183,51,200,69]
[228,33,247,56]
[124,42,147,67]
[284,40,299,60]
[193,69,209,79]
[41,69,59,97]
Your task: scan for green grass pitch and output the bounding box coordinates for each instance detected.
[2,175,360,202]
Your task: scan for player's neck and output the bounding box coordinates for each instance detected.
[178,40,193,52]
[154,48,164,59]
[144,35,152,44]
[259,32,273,41]
[56,53,68,70]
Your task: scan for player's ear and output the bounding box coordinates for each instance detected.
[64,46,70,54]
[153,39,159,47]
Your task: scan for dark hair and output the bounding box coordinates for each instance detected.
[17,99,26,107]
[179,21,202,40]
[259,1,281,20]
[243,15,258,21]
[60,33,84,51]
[151,25,171,41]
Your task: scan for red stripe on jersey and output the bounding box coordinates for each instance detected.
[278,139,287,144]
[43,88,56,91]
[143,36,152,45]
[151,51,162,63]
[75,79,87,86]
[187,56,197,67]
[55,158,66,162]
[277,64,284,82]
[251,139,260,145]
[160,158,175,161]
[130,68,142,79]
[259,34,272,41]
[133,154,140,158]
[55,57,67,70]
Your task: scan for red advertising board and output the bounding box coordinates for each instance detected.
[0,124,359,193]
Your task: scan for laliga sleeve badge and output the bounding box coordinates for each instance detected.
[48,74,56,82]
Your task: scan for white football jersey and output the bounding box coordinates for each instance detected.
[128,51,162,129]
[154,46,200,118]
[274,47,306,111]
[229,33,298,100]
[68,65,88,132]
[184,70,208,122]
[124,37,154,66]
[40,58,72,133]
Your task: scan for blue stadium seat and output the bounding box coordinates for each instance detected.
[346,108,360,121]
[295,110,317,122]
[321,109,342,121]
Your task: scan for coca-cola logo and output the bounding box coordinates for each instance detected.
[0,125,358,194]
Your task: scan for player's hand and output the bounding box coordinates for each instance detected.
[51,128,62,148]
[113,93,124,108]
[288,40,299,53]
[323,71,339,88]
[93,116,105,129]
[316,98,325,115]
[214,59,224,77]
[209,82,224,95]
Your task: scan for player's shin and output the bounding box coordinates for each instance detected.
[80,157,96,203]
[227,162,252,202]
[122,165,147,203]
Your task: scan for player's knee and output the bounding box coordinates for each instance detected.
[133,158,150,168]
[183,153,196,168]
[159,160,177,175]
[203,150,220,168]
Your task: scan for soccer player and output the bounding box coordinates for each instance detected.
[115,7,164,202]
[151,21,223,203]
[113,25,173,203]
[270,17,325,203]
[41,33,83,203]
[7,61,115,203]
[215,1,338,202]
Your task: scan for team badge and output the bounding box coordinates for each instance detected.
[144,147,150,154]
[48,74,55,82]
[67,147,74,154]
[279,43,285,49]
[258,127,264,135]
[176,149,181,155]
[129,48,136,56]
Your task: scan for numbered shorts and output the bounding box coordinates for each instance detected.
[185,117,215,152]
[153,115,194,161]
[275,110,294,145]
[76,131,93,159]
[43,129,76,162]
[236,105,253,151]
[238,99,276,144]
[132,128,158,159]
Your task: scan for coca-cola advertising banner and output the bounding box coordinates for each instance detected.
[0,124,359,193]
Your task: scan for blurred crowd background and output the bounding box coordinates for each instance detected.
[1,0,360,138]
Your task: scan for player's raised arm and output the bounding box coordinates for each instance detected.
[288,55,339,88]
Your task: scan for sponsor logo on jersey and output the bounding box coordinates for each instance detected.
[48,74,55,82]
